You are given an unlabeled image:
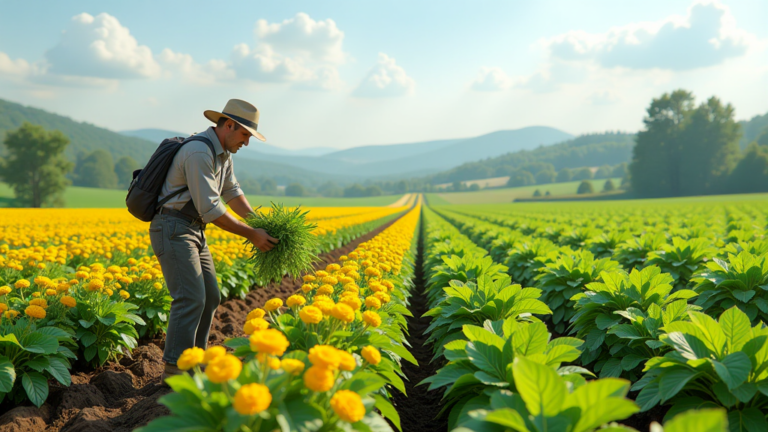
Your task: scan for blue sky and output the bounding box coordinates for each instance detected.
[1,0,766,150]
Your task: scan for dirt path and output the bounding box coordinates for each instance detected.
[387,194,412,208]
[390,216,447,432]
[0,216,404,432]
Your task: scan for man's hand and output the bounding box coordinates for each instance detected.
[248,228,279,252]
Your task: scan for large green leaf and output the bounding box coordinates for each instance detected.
[466,341,505,379]
[662,408,727,432]
[0,356,15,393]
[21,371,48,407]
[572,398,639,432]
[22,333,58,354]
[689,312,726,358]
[276,399,324,432]
[712,352,751,391]
[720,307,752,353]
[373,395,401,432]
[659,369,701,402]
[46,357,71,386]
[512,357,566,417]
[483,408,530,431]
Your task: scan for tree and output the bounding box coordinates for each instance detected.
[285,183,305,197]
[344,184,366,197]
[727,142,768,193]
[594,165,613,179]
[261,178,278,195]
[611,163,627,178]
[0,122,73,207]
[545,190,551,196]
[556,168,572,183]
[318,181,342,197]
[73,149,118,189]
[239,178,262,195]
[114,156,139,188]
[535,170,555,185]
[395,180,408,194]
[630,90,740,197]
[577,180,594,194]
[364,185,382,197]
[602,179,616,192]
[506,170,535,187]
[571,167,593,181]
[468,183,480,191]
[533,189,542,197]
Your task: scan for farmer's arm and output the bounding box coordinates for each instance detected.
[184,151,276,252]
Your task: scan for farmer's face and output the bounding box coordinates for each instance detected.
[223,120,252,153]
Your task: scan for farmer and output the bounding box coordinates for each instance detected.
[149,99,278,381]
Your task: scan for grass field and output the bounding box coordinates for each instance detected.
[428,177,622,204]
[0,183,403,208]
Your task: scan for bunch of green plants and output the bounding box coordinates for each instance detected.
[651,409,728,432]
[423,274,551,358]
[422,319,589,429]
[244,203,319,283]
[559,226,602,249]
[534,250,620,334]
[612,232,668,271]
[70,288,145,366]
[453,356,640,432]
[426,251,508,307]
[504,238,560,287]
[124,278,172,337]
[588,229,633,259]
[645,237,718,289]
[692,251,768,324]
[0,317,76,407]
[634,307,768,430]
[569,266,699,378]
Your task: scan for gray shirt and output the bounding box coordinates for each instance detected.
[159,127,243,223]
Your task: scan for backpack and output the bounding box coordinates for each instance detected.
[126,136,215,222]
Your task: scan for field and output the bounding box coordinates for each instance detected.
[0,182,404,208]
[429,177,622,204]
[1,192,766,431]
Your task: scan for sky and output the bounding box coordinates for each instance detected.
[1,0,766,151]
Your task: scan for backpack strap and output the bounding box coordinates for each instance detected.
[155,136,218,215]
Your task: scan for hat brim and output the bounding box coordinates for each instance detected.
[204,110,266,142]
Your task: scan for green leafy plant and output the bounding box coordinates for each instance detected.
[70,290,145,366]
[535,250,620,334]
[646,237,718,289]
[692,251,768,325]
[426,252,508,306]
[453,356,640,432]
[569,266,698,378]
[651,409,728,432]
[613,232,668,271]
[0,317,76,407]
[634,307,768,430]
[244,203,319,283]
[504,238,560,287]
[124,278,172,337]
[423,274,551,357]
[589,230,633,259]
[421,320,588,429]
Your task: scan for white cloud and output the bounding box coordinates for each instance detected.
[471,67,514,91]
[0,52,33,77]
[353,53,415,98]
[545,1,755,70]
[158,49,235,84]
[255,13,346,64]
[44,13,160,79]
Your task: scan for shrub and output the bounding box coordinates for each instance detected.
[577,180,594,194]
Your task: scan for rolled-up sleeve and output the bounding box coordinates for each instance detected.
[220,159,244,204]
[183,150,227,223]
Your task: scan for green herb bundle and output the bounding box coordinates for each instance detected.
[244,202,319,283]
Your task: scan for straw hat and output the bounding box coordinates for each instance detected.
[204,99,266,142]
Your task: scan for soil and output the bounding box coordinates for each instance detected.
[390,217,448,432]
[0,217,401,432]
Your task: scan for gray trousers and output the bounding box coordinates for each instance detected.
[149,214,220,364]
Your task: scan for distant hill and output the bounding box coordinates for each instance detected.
[740,112,768,149]
[324,139,462,164]
[427,132,635,184]
[0,98,157,164]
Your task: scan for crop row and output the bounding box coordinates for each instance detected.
[0,205,409,408]
[139,200,423,431]
[417,200,768,431]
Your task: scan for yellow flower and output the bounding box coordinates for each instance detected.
[246,308,266,320]
[249,329,290,356]
[281,359,305,375]
[301,284,314,293]
[69,279,78,286]
[243,318,269,335]
[339,255,348,261]
[88,279,104,291]
[326,263,341,272]
[264,298,283,312]
[0,286,10,296]
[299,306,323,324]
[0,304,7,313]
[369,282,386,293]
[286,295,306,307]
[75,271,89,280]
[31,291,41,298]
[322,276,338,285]
[331,304,355,323]
[308,345,342,370]
[314,299,335,315]
[315,271,329,278]
[317,284,335,296]
[120,277,133,284]
[233,383,272,416]
[339,295,362,311]
[365,297,381,310]
[348,252,359,259]
[206,354,242,383]
[4,310,19,319]
[60,296,77,308]
[339,276,354,285]
[338,351,356,371]
[56,283,69,292]
[14,280,30,289]
[362,311,382,328]
[374,292,390,304]
[361,346,381,365]
[302,275,316,283]
[44,288,57,296]
[303,365,335,392]
[30,298,48,308]
[382,280,394,290]
[34,276,52,287]
[268,357,281,370]
[203,346,227,364]
[25,305,46,319]
[119,290,130,300]
[343,283,359,294]
[177,347,205,370]
[105,288,114,296]
[331,390,366,423]
[153,282,163,290]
